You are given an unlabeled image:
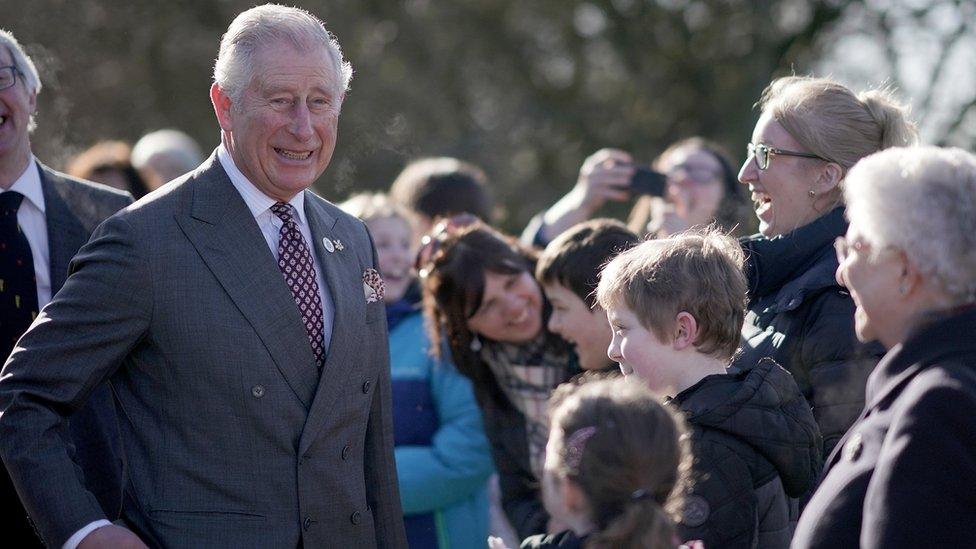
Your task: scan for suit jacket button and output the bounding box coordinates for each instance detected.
[341,444,351,460]
[251,385,265,398]
[303,515,312,531]
[351,511,361,525]
[362,380,371,394]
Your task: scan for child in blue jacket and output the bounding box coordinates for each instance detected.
[342,193,494,548]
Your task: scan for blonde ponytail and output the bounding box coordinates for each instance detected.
[760,76,918,171]
[858,89,919,149]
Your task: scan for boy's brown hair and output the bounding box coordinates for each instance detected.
[595,227,746,360]
[536,219,639,308]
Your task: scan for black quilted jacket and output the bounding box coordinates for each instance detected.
[669,358,822,549]
[735,208,883,460]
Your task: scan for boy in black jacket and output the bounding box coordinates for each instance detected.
[595,227,822,549]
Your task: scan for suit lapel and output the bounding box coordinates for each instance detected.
[174,158,320,408]
[299,195,367,455]
[39,165,89,294]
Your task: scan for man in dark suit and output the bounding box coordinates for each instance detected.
[0,6,406,549]
[0,29,129,546]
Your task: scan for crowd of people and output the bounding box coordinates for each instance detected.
[1,4,975,549]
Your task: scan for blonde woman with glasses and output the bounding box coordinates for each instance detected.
[732,76,917,462]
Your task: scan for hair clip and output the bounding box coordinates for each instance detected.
[563,426,598,471]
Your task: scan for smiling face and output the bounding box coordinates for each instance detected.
[544,283,612,371]
[606,300,681,395]
[466,270,543,343]
[212,39,341,202]
[368,215,416,303]
[0,46,36,184]
[738,112,826,237]
[835,221,905,348]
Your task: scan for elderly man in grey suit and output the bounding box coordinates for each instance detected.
[0,5,406,548]
[0,29,129,546]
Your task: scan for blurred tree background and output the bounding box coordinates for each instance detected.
[3,0,973,232]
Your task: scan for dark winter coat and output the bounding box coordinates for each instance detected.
[735,208,883,459]
[793,305,976,549]
[670,358,822,549]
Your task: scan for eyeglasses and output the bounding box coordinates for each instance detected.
[414,213,480,278]
[747,142,827,171]
[0,66,22,91]
[834,236,897,264]
[667,163,721,185]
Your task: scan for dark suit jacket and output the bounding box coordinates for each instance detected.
[0,154,406,548]
[0,163,129,522]
[793,305,976,549]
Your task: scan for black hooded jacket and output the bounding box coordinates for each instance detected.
[735,208,883,459]
[670,358,822,549]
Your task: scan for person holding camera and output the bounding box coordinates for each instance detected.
[520,137,751,248]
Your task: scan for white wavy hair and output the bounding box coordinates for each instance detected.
[0,28,42,131]
[212,4,353,104]
[844,146,976,304]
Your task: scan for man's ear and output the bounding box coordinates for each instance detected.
[210,83,234,132]
[673,311,699,351]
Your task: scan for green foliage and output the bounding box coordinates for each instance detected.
[5,0,849,231]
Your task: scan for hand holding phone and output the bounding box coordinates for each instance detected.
[629,166,667,197]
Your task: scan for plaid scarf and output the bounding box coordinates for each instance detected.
[480,331,572,479]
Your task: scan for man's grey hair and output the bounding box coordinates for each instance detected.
[844,146,976,304]
[0,28,42,131]
[132,129,203,173]
[212,4,353,105]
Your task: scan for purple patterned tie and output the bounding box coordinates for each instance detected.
[270,202,326,366]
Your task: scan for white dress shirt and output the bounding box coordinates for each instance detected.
[64,146,337,549]
[1,158,52,308]
[217,144,334,352]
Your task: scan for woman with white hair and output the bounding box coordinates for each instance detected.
[793,146,976,548]
[733,76,918,460]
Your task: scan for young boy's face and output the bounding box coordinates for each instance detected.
[544,283,613,371]
[605,300,680,395]
[367,215,415,303]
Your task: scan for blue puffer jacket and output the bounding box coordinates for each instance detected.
[389,307,495,549]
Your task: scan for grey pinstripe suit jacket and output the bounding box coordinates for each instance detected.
[0,153,406,548]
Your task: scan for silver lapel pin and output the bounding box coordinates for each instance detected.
[333,239,344,251]
[322,237,335,253]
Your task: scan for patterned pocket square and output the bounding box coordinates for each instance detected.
[363,268,385,304]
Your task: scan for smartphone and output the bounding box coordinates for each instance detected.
[629,166,667,197]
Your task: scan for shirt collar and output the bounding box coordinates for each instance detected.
[2,157,45,213]
[7,156,45,213]
[216,143,307,225]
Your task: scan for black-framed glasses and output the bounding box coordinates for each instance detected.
[0,66,22,91]
[747,142,827,171]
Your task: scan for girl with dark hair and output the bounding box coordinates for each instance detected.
[420,218,578,540]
